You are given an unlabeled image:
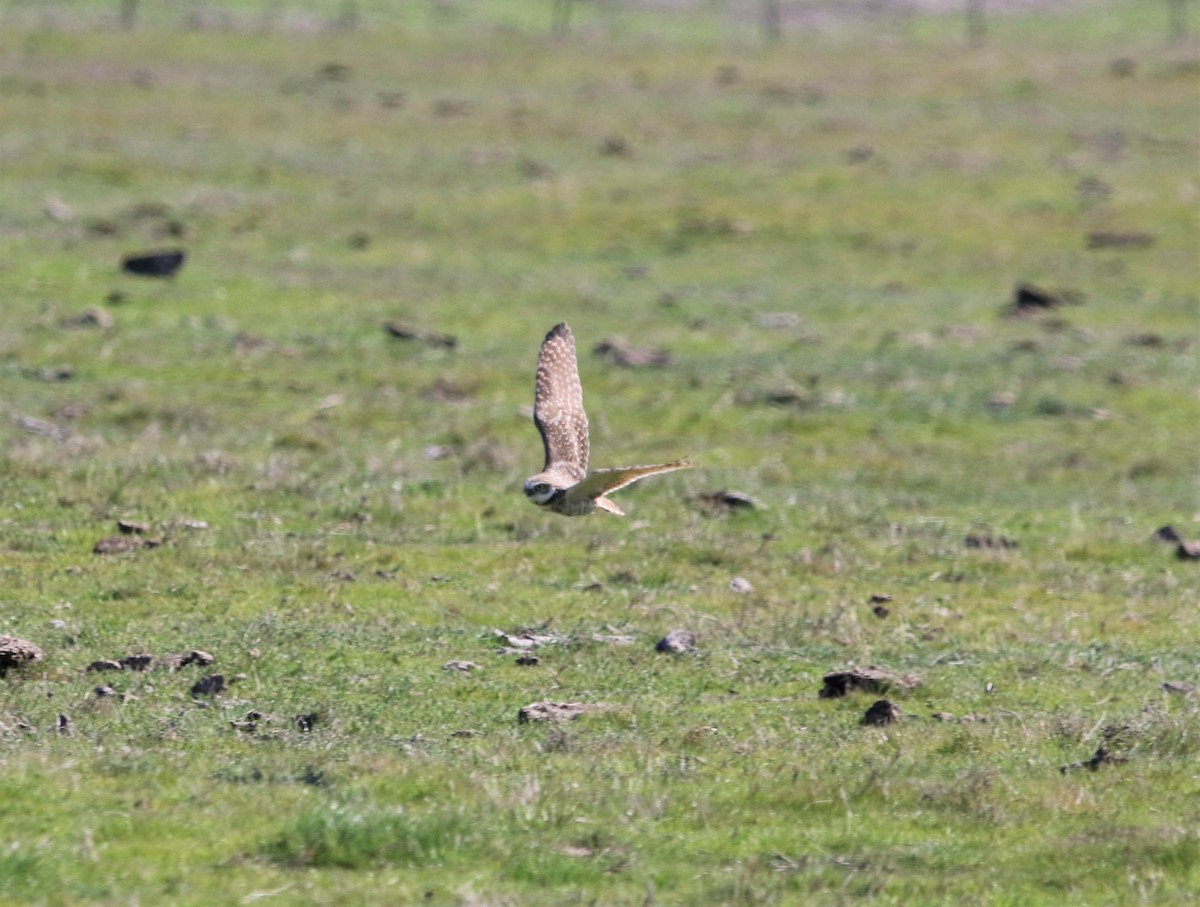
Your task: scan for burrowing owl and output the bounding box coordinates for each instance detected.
[524,322,691,516]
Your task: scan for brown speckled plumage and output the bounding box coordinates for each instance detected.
[524,323,690,517]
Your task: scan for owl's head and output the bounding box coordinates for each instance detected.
[524,477,559,506]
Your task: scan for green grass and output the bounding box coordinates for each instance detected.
[1,1,1199,904]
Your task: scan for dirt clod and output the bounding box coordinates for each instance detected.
[294,713,318,732]
[965,533,1018,550]
[518,701,594,723]
[1086,231,1155,250]
[696,489,757,514]
[382,322,457,349]
[1060,745,1126,774]
[93,535,162,555]
[655,629,697,654]
[0,636,44,675]
[1005,282,1082,316]
[159,649,214,671]
[820,666,922,699]
[121,248,186,277]
[862,699,900,726]
[592,337,670,368]
[190,674,226,697]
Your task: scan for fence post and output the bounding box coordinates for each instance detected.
[552,0,572,36]
[1168,0,1189,42]
[966,0,986,46]
[761,0,782,43]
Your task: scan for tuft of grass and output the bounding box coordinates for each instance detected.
[264,800,478,869]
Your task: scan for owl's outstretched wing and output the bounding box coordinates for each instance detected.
[533,322,589,482]
[561,459,693,511]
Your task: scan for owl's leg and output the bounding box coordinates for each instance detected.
[594,496,624,516]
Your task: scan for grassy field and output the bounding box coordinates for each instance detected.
[1,1,1198,903]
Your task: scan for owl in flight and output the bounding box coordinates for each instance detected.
[524,322,691,516]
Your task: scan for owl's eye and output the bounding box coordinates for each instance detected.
[524,481,554,500]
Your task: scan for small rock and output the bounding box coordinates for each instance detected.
[120,653,154,671]
[86,659,124,673]
[861,699,900,726]
[94,685,117,699]
[442,660,478,673]
[0,636,44,675]
[44,196,76,222]
[1155,525,1181,543]
[729,576,754,594]
[515,655,540,667]
[655,629,696,654]
[13,414,69,441]
[117,519,150,535]
[1162,681,1194,694]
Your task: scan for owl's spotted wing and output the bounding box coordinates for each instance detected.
[561,459,693,509]
[533,322,589,482]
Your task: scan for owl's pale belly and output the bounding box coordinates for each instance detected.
[539,489,595,517]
